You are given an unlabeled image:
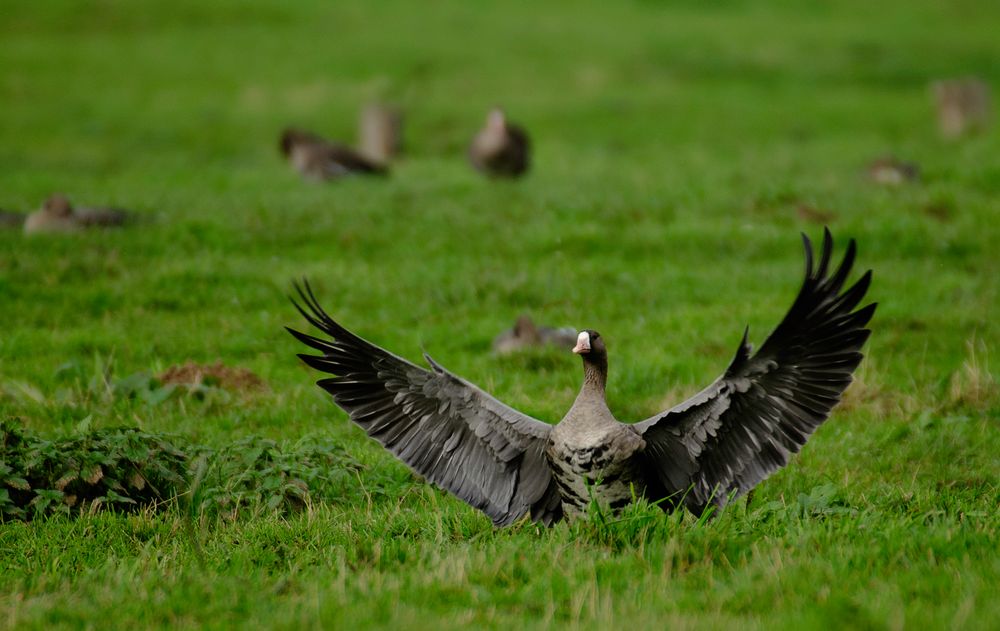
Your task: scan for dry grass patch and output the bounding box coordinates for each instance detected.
[159,362,267,394]
[947,339,998,411]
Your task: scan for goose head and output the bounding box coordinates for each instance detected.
[513,315,540,343]
[475,108,510,152]
[279,128,309,157]
[486,108,508,133]
[572,329,599,353]
[44,194,72,218]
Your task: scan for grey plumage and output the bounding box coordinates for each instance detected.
[23,194,131,234]
[546,332,648,520]
[290,229,874,526]
[74,206,131,227]
[635,229,875,514]
[280,128,388,181]
[288,284,561,526]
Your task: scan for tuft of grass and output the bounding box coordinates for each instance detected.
[948,338,998,411]
[159,361,267,394]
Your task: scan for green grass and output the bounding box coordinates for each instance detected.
[1,0,998,627]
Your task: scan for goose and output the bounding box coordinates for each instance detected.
[930,77,992,138]
[289,229,874,526]
[280,128,387,181]
[24,194,77,233]
[493,315,578,355]
[866,157,919,185]
[23,194,130,234]
[468,108,530,178]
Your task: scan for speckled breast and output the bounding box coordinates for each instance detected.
[545,428,647,520]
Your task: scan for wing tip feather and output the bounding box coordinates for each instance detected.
[801,232,814,279]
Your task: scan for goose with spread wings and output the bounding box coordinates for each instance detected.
[289,229,875,526]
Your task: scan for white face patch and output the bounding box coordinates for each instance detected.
[572,331,591,354]
[487,108,506,131]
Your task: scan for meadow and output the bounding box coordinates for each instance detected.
[1,0,998,628]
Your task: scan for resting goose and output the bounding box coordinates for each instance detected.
[289,229,875,526]
[866,157,920,185]
[930,77,992,139]
[280,128,387,181]
[23,194,131,234]
[492,315,578,355]
[468,108,530,178]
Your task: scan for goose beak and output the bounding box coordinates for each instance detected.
[572,331,591,354]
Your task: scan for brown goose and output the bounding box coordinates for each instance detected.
[930,77,992,139]
[866,157,919,185]
[492,315,578,355]
[289,229,874,526]
[468,108,530,178]
[280,128,387,181]
[24,194,131,234]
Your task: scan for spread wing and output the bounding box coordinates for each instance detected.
[635,229,875,514]
[287,281,562,526]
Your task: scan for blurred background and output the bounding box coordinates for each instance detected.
[1,1,998,627]
[1,0,997,424]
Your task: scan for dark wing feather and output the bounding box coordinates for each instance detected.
[635,229,875,514]
[288,281,561,526]
[323,145,387,175]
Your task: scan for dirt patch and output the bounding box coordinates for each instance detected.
[159,361,267,393]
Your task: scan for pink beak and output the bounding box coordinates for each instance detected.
[572,332,591,354]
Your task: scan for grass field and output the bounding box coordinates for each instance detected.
[1,0,998,628]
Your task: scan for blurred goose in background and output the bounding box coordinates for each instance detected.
[24,194,131,234]
[469,108,530,178]
[493,315,578,355]
[0,209,25,228]
[866,157,920,185]
[290,229,874,526]
[795,203,837,225]
[280,128,387,181]
[931,77,992,138]
[358,103,403,166]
